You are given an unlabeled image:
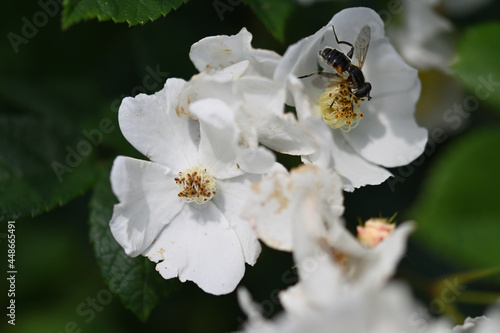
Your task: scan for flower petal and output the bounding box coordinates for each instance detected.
[143,202,246,295]
[214,175,265,265]
[236,146,277,174]
[300,116,392,191]
[189,98,243,179]
[233,76,318,156]
[244,169,294,251]
[388,0,454,71]
[190,27,281,77]
[118,78,200,171]
[282,190,343,311]
[343,77,427,168]
[259,112,318,156]
[244,165,343,252]
[330,131,393,191]
[109,156,184,257]
[363,222,415,290]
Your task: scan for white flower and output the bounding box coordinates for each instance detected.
[109,78,283,295]
[177,64,318,163]
[187,29,318,160]
[237,283,453,333]
[385,3,468,134]
[274,7,428,191]
[243,164,344,251]
[242,162,413,311]
[387,0,455,72]
[278,189,415,314]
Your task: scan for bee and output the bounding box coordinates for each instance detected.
[298,25,372,131]
[299,24,372,101]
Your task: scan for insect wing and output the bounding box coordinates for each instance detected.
[354,25,371,69]
[298,71,345,89]
[316,72,345,90]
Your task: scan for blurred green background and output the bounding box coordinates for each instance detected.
[1,0,500,332]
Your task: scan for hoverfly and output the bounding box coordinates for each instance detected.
[299,25,372,131]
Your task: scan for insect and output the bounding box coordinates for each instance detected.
[299,25,372,131]
[300,24,372,101]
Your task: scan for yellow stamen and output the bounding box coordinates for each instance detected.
[318,84,366,132]
[174,166,216,204]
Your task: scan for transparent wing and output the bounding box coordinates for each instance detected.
[298,71,345,90]
[354,25,371,69]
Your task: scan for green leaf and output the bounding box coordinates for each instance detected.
[89,166,176,321]
[454,22,500,113]
[244,0,294,43]
[0,116,100,222]
[62,0,187,29]
[411,128,500,274]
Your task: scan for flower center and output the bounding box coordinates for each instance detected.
[318,84,365,132]
[174,166,216,204]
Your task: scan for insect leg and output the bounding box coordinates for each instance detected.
[298,71,339,79]
[332,25,354,59]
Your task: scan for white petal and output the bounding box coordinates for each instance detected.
[361,221,415,290]
[190,27,281,77]
[275,8,386,84]
[236,146,277,175]
[278,283,310,315]
[389,0,454,71]
[259,112,318,155]
[237,287,265,323]
[343,77,428,168]
[189,98,243,179]
[244,169,294,251]
[286,191,343,310]
[325,221,415,292]
[214,175,264,265]
[143,203,245,295]
[109,156,184,257]
[233,76,318,155]
[177,61,249,117]
[274,25,327,85]
[363,37,421,98]
[328,7,386,43]
[330,131,393,191]
[118,78,199,171]
[288,76,333,167]
[300,118,333,168]
[244,165,344,252]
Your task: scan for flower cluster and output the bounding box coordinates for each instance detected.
[236,165,500,332]
[107,5,496,332]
